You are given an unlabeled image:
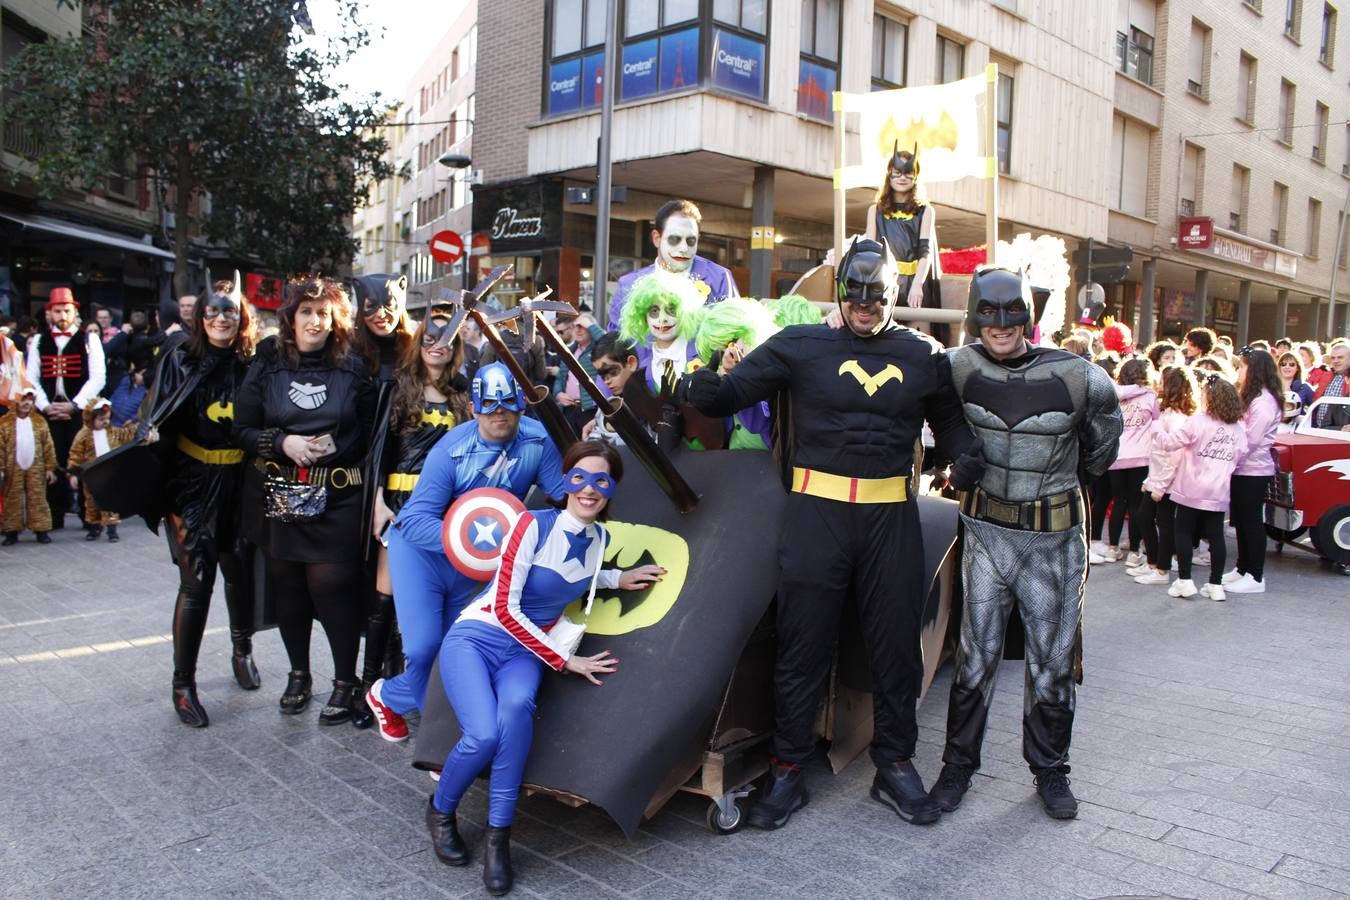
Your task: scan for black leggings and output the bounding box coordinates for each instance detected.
[269,557,363,683]
[1089,474,1111,542]
[1108,467,1148,549]
[1173,505,1226,584]
[166,511,254,681]
[1136,493,1176,570]
[1230,475,1271,580]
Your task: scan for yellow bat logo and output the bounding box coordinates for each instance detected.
[205,400,234,423]
[556,521,688,636]
[421,408,458,427]
[838,360,904,396]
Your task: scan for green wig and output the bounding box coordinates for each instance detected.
[766,294,823,328]
[695,298,779,361]
[618,271,705,344]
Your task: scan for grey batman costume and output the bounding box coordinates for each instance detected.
[939,268,1121,800]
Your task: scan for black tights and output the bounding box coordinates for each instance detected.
[167,512,254,684]
[1136,494,1176,570]
[1230,475,1271,580]
[1107,467,1147,549]
[1089,474,1111,542]
[1173,505,1226,584]
[269,557,363,683]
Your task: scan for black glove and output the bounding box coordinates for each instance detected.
[679,367,722,411]
[946,436,985,492]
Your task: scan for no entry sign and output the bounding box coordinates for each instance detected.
[429,230,464,265]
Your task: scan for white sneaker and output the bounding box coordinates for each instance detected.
[1226,573,1265,594]
[1125,551,1143,567]
[1089,541,1109,558]
[1125,562,1154,576]
[1201,583,1226,601]
[1101,546,1121,562]
[1088,550,1106,564]
[1194,547,1211,566]
[1168,578,1198,598]
[1134,569,1170,585]
[1220,568,1243,585]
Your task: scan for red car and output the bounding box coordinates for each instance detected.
[1265,396,1350,569]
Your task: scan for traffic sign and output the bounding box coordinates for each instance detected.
[429,230,464,265]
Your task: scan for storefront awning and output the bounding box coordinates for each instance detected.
[0,211,175,260]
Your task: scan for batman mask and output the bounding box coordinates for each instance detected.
[352,274,407,320]
[966,267,1033,336]
[889,141,919,178]
[203,270,243,322]
[836,238,896,338]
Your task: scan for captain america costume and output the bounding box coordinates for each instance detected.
[378,415,564,716]
[432,507,620,827]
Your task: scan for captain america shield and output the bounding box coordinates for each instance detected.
[442,487,528,580]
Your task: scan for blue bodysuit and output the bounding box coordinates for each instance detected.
[380,417,564,715]
[432,507,620,827]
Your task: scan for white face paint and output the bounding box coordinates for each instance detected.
[655,215,699,274]
[647,304,679,346]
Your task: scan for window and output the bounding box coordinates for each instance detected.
[1340,212,1349,269]
[401,211,413,239]
[1307,198,1322,257]
[1245,0,1263,11]
[1181,142,1204,215]
[936,34,964,83]
[871,13,907,89]
[1313,101,1329,162]
[627,0,697,35]
[1322,3,1338,64]
[711,2,768,101]
[1230,164,1250,232]
[547,0,608,115]
[1286,0,1303,37]
[1272,182,1289,245]
[714,0,767,33]
[799,0,840,120]
[1279,79,1296,144]
[619,0,703,104]
[996,70,1014,174]
[1110,114,1151,217]
[1187,20,1211,97]
[374,225,384,254]
[1115,25,1154,84]
[1236,52,1257,123]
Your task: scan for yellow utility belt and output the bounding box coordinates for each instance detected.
[176,435,244,465]
[385,472,419,492]
[256,458,362,490]
[791,467,909,504]
[895,259,919,276]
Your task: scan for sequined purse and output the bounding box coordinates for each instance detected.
[263,470,328,523]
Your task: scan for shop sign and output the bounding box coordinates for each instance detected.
[710,29,764,100]
[471,180,563,254]
[659,27,699,92]
[1209,230,1299,279]
[548,58,582,115]
[621,38,659,100]
[1178,216,1213,249]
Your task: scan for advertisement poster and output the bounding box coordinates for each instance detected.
[621,38,659,100]
[659,27,699,92]
[548,58,582,115]
[582,51,605,109]
[710,29,765,100]
[797,58,836,121]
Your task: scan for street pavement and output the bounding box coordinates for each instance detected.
[2,515,1348,899]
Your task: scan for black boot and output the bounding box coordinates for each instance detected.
[383,625,405,679]
[929,763,975,812]
[745,759,808,831]
[231,630,261,690]
[2,532,17,546]
[1034,770,1079,819]
[172,672,209,728]
[279,671,312,715]
[350,679,375,730]
[318,679,358,725]
[106,524,119,543]
[425,798,468,866]
[482,826,513,896]
[84,525,102,541]
[871,759,941,825]
[35,532,51,544]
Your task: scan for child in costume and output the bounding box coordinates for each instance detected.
[67,397,139,542]
[694,298,777,450]
[1132,365,1197,585]
[581,331,642,446]
[1,387,57,544]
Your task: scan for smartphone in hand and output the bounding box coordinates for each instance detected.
[310,433,337,458]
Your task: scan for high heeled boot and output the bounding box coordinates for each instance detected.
[425,798,468,866]
[230,629,261,690]
[172,671,209,728]
[482,826,513,896]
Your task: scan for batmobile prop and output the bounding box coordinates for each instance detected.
[1264,396,1350,570]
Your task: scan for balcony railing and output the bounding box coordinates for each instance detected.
[3,119,45,159]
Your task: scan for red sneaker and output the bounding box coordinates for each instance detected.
[365,678,409,743]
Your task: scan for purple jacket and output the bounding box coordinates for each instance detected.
[1155,413,1249,512]
[1110,383,1160,469]
[1233,390,1280,477]
[607,257,739,331]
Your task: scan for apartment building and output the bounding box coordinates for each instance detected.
[352,4,478,310]
[468,0,1346,340]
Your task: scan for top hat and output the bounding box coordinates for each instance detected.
[47,287,77,309]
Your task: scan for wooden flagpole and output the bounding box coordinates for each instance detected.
[984,62,999,267]
[833,92,846,273]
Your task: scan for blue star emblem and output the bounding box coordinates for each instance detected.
[470,517,500,549]
[563,529,592,567]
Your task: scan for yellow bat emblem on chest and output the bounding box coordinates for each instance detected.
[205,400,234,423]
[421,408,457,427]
[838,360,904,396]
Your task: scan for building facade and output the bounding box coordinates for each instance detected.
[352,5,478,310]
[468,0,1348,340]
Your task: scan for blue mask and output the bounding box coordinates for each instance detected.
[564,467,616,498]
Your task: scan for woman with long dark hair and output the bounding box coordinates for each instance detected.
[425,440,665,895]
[1224,348,1282,594]
[233,277,377,724]
[138,276,260,726]
[863,145,944,342]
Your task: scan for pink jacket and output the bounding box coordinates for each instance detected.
[1109,383,1160,469]
[1155,413,1249,512]
[1143,408,1190,495]
[1234,390,1281,477]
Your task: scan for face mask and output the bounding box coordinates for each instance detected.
[202,295,241,322]
[564,466,616,498]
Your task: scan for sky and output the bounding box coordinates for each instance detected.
[306,0,470,104]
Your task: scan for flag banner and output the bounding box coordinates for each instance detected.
[834,68,993,189]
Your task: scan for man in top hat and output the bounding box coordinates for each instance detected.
[25,287,105,527]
